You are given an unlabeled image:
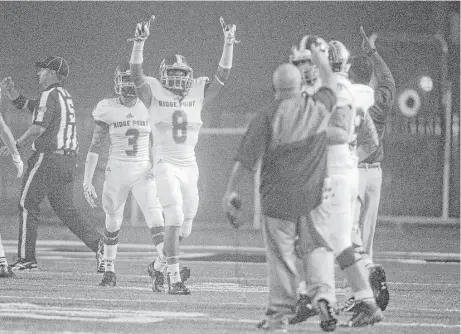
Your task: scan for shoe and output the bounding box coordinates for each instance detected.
[317,299,338,332]
[346,299,384,327]
[341,296,358,313]
[99,271,116,287]
[257,314,288,332]
[96,238,104,273]
[368,264,389,311]
[10,258,38,271]
[0,265,15,278]
[167,271,191,295]
[288,294,317,324]
[180,266,191,283]
[147,261,165,292]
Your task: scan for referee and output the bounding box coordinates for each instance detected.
[0,56,104,272]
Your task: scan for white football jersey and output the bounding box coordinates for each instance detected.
[351,84,375,113]
[93,98,151,162]
[146,77,207,166]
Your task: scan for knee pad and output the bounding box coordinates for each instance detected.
[162,205,184,227]
[180,218,193,238]
[336,246,362,270]
[105,214,123,232]
[145,207,165,229]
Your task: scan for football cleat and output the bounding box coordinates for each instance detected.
[147,261,165,292]
[368,264,389,311]
[317,299,338,332]
[10,258,38,271]
[288,294,317,324]
[341,296,358,313]
[0,265,15,278]
[167,267,191,295]
[99,271,116,287]
[346,298,384,327]
[96,238,105,273]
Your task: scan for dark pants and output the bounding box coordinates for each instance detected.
[18,151,101,261]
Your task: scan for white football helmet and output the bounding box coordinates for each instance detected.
[328,40,351,74]
[159,54,193,94]
[289,35,321,88]
[114,61,136,97]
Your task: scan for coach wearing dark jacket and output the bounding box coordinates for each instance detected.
[0,56,104,272]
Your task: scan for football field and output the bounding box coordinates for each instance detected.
[0,238,459,334]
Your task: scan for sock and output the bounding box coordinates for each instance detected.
[150,227,166,261]
[167,260,181,284]
[105,259,115,272]
[103,229,119,272]
[0,256,7,267]
[154,255,167,272]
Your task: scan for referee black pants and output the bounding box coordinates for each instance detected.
[18,151,101,261]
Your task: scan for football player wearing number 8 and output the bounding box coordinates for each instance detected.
[0,56,104,272]
[129,15,237,295]
[83,62,164,287]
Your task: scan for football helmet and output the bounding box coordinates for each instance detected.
[159,54,193,93]
[114,61,136,97]
[328,40,351,74]
[289,35,321,87]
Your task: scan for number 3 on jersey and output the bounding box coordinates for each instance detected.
[125,128,139,156]
[172,109,188,143]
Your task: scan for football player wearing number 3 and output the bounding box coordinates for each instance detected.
[129,15,237,295]
[83,62,164,287]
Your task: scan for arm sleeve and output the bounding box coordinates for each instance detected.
[368,52,396,124]
[234,110,271,171]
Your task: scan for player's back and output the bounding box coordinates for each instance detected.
[146,77,207,166]
[93,98,151,162]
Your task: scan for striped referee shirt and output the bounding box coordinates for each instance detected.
[12,83,79,153]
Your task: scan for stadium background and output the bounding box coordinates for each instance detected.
[0,1,459,228]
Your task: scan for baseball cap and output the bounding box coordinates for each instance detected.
[36,56,69,78]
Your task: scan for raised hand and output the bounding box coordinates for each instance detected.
[220,17,240,45]
[128,15,155,42]
[360,26,378,54]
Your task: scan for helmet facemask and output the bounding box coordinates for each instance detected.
[328,40,351,74]
[114,66,136,97]
[289,36,321,90]
[159,55,193,95]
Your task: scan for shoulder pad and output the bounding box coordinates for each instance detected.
[92,98,116,122]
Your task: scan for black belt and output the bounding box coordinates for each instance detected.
[358,162,380,169]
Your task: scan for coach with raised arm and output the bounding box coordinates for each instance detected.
[0,57,104,272]
[348,27,396,307]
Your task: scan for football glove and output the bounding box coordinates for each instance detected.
[11,154,23,178]
[83,183,98,209]
[128,15,155,42]
[220,17,240,45]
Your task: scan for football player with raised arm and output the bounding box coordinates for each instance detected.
[83,62,164,287]
[0,87,24,278]
[288,34,383,328]
[129,15,237,295]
